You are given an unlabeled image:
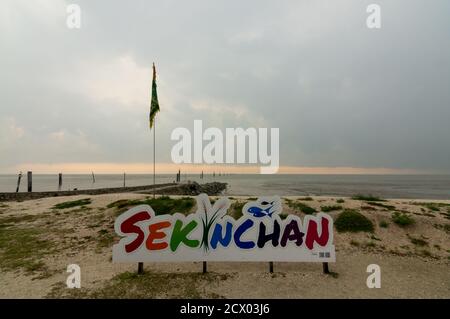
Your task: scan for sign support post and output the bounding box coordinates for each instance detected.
[322,262,330,274]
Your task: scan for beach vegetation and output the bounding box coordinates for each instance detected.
[392,212,415,227]
[47,271,231,298]
[0,221,52,274]
[298,197,313,201]
[286,201,316,215]
[230,201,245,219]
[408,235,428,247]
[107,196,195,215]
[379,220,389,228]
[53,198,91,210]
[413,202,450,211]
[352,194,385,202]
[320,205,342,212]
[350,240,360,247]
[334,209,374,233]
[363,241,376,248]
[419,249,433,258]
[336,199,345,203]
[366,202,395,210]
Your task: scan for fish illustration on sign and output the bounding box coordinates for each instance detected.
[244,196,282,218]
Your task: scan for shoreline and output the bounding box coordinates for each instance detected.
[0,182,228,202]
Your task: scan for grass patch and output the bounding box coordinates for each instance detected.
[350,240,360,247]
[336,199,345,204]
[379,220,389,228]
[320,205,342,212]
[352,194,385,202]
[53,198,91,210]
[413,202,450,212]
[366,202,395,210]
[363,241,376,248]
[334,209,374,233]
[408,235,428,247]
[0,223,52,274]
[392,212,415,227]
[419,249,433,258]
[298,197,313,201]
[230,201,245,219]
[286,201,316,215]
[96,229,116,249]
[47,271,231,299]
[107,196,195,215]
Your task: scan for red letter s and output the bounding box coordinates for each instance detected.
[121,211,151,253]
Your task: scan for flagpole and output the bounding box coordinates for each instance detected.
[153,119,156,198]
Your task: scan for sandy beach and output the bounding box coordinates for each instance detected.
[0,192,449,299]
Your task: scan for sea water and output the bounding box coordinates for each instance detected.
[0,174,449,199]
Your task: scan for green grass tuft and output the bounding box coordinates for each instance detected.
[352,194,385,202]
[334,209,374,233]
[0,222,52,274]
[379,220,389,228]
[366,202,395,210]
[408,235,428,247]
[392,212,415,227]
[286,201,316,215]
[53,198,91,209]
[320,205,342,212]
[47,271,231,299]
[107,196,195,215]
[230,201,245,220]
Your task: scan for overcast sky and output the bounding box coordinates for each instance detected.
[1,0,449,174]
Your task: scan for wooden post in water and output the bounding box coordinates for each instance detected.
[202,261,207,274]
[27,171,32,192]
[138,262,144,274]
[269,262,274,273]
[58,173,62,191]
[91,172,95,183]
[123,173,126,187]
[322,262,330,274]
[15,172,22,193]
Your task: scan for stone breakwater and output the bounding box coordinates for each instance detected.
[148,181,227,196]
[0,182,227,202]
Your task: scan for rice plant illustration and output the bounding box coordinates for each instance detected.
[196,194,230,252]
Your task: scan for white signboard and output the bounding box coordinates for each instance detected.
[113,194,335,262]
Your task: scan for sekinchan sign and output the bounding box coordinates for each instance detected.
[113,194,335,263]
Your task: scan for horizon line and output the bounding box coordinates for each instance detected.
[1,162,446,175]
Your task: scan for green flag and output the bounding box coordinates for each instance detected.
[149,63,160,129]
